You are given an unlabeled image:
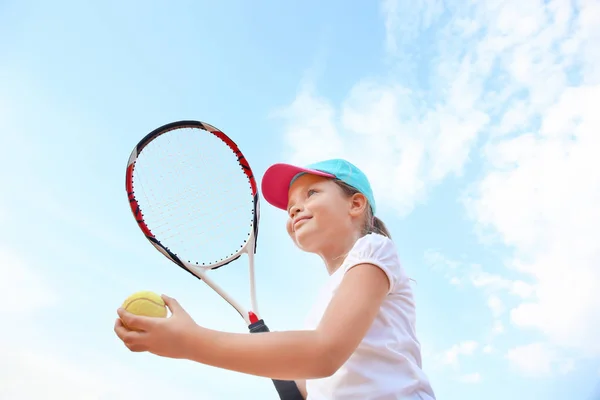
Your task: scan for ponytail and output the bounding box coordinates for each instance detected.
[371,216,392,238]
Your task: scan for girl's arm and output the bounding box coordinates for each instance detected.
[115,263,390,381]
[183,262,390,380]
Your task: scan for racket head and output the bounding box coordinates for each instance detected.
[125,120,260,274]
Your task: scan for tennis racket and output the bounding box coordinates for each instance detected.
[125,120,303,400]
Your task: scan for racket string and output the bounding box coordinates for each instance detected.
[134,180,250,235]
[131,126,255,265]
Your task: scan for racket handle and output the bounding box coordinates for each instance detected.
[249,319,305,400]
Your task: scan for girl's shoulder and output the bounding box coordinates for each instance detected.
[350,233,398,261]
[355,231,394,245]
[345,233,406,294]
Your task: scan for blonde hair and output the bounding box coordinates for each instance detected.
[333,180,392,239]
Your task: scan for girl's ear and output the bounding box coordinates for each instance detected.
[348,193,368,217]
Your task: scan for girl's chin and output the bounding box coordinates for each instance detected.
[294,230,326,253]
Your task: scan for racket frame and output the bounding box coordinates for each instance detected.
[125,120,261,326]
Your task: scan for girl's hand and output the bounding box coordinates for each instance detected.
[114,295,200,359]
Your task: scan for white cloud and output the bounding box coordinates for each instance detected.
[487,295,505,318]
[506,343,579,379]
[380,0,445,58]
[274,77,488,217]
[272,85,345,165]
[461,1,600,358]
[505,343,557,378]
[491,320,505,336]
[470,82,600,356]
[424,251,533,307]
[510,280,535,299]
[469,266,535,300]
[458,372,481,384]
[440,341,479,369]
[449,276,461,286]
[559,359,576,375]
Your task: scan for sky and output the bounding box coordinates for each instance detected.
[1,0,599,399]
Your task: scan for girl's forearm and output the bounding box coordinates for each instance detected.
[185,326,335,380]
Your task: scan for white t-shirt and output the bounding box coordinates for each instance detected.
[304,233,436,400]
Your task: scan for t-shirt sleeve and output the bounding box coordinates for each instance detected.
[343,233,403,294]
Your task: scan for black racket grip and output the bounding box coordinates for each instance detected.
[249,319,305,400]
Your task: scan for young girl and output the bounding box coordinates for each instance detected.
[115,158,436,400]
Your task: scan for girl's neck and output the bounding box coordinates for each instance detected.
[318,231,362,275]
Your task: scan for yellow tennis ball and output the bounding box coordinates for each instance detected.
[121,291,168,330]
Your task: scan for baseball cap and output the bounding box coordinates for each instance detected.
[261,159,376,214]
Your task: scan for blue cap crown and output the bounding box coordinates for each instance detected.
[293,159,376,214]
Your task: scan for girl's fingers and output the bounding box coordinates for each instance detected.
[117,308,155,331]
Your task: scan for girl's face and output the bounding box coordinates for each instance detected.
[286,174,366,253]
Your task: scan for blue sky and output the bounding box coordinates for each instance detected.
[1,0,600,399]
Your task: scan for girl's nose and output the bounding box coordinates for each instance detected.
[289,205,302,218]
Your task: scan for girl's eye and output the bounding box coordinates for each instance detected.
[307,189,317,197]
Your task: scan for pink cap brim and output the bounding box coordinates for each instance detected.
[261,163,335,211]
